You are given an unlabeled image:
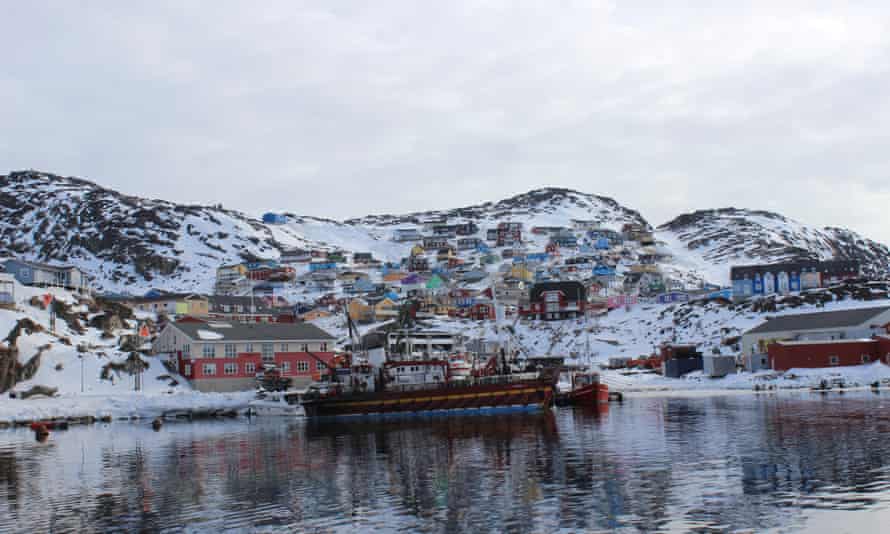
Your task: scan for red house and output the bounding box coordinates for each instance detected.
[469,301,496,320]
[768,337,890,371]
[520,281,587,321]
[153,320,336,392]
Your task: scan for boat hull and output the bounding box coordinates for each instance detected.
[556,383,609,406]
[302,381,554,419]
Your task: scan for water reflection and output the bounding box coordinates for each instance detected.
[1,393,890,532]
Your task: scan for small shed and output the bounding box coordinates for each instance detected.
[661,344,703,378]
[0,273,15,309]
[703,355,736,378]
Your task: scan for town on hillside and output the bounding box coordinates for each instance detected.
[1,214,881,395]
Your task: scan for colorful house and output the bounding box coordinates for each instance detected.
[520,281,587,321]
[426,274,446,291]
[731,260,861,300]
[153,320,335,391]
[347,298,375,323]
[509,264,535,283]
[374,297,400,320]
[262,212,289,224]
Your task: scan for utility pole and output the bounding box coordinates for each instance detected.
[80,354,84,393]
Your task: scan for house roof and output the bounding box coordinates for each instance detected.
[730,260,860,280]
[4,259,80,272]
[745,306,890,335]
[530,281,587,302]
[172,320,334,341]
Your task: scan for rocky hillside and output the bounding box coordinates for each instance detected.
[658,208,890,282]
[1,171,888,292]
[0,171,281,292]
[348,187,650,229]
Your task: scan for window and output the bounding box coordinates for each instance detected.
[862,354,871,363]
[245,343,254,353]
[245,362,256,374]
[202,363,217,375]
[280,343,289,352]
[184,364,191,376]
[300,343,309,352]
[202,344,215,358]
[297,361,310,373]
[261,343,274,362]
[183,344,190,356]
[829,355,840,366]
[320,343,328,352]
[224,363,238,375]
[281,362,291,373]
[316,360,327,372]
[224,344,236,358]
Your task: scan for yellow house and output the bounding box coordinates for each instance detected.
[374,297,400,320]
[301,309,332,321]
[509,264,534,283]
[347,298,375,323]
[410,244,425,257]
[126,294,209,317]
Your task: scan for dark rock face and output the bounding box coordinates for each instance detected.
[0,346,19,393]
[659,208,890,277]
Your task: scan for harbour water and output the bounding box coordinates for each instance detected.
[3,391,890,532]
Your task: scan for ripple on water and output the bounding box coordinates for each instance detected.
[3,396,890,531]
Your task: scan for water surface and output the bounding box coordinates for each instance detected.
[2,391,890,532]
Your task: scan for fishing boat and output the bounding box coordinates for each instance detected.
[301,299,555,419]
[555,371,609,407]
[301,374,554,419]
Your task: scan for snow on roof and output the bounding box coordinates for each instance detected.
[196,329,225,340]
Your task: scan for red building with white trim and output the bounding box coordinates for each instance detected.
[153,319,336,392]
[520,281,587,321]
[768,337,890,371]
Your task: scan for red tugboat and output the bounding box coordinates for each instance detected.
[555,372,609,407]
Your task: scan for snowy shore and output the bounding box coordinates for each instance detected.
[602,361,890,394]
[0,391,255,424]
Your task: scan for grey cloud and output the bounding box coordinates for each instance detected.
[2,1,889,241]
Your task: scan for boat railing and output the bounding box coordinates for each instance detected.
[302,372,548,401]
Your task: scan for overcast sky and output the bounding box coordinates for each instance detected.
[3,2,890,241]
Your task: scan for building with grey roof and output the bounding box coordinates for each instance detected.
[153,319,335,392]
[740,306,890,370]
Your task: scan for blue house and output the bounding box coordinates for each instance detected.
[262,212,289,224]
[350,278,377,294]
[730,260,859,301]
[657,291,690,304]
[309,262,337,272]
[595,237,611,250]
[593,265,616,277]
[526,253,549,263]
[3,259,90,293]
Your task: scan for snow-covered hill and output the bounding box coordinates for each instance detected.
[0,171,283,293]
[658,208,890,284]
[2,171,888,292]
